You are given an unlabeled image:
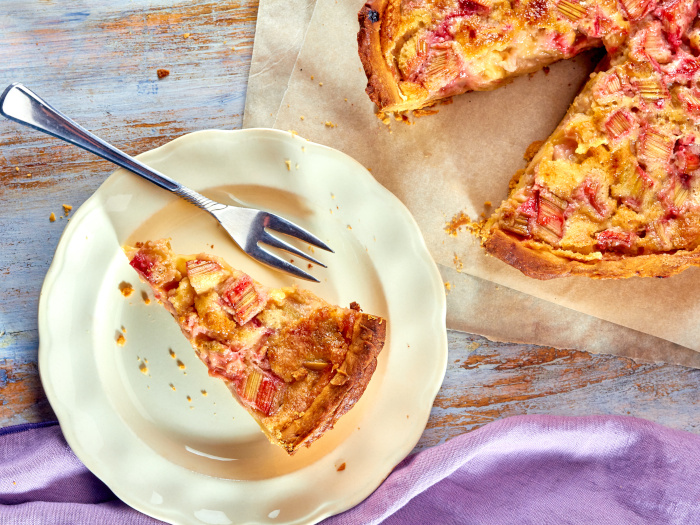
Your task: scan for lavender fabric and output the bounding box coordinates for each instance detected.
[2,416,699,524]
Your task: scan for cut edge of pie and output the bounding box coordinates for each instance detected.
[358,1,411,113]
[124,239,387,454]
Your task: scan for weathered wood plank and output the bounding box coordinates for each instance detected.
[0,0,258,369]
[413,332,700,453]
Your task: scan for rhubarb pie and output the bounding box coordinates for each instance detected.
[125,239,386,454]
[359,0,700,279]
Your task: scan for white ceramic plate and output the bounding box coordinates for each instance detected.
[38,129,447,525]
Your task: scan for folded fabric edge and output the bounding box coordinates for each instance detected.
[0,421,58,437]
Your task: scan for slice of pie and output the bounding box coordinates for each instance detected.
[358,0,628,113]
[124,239,386,454]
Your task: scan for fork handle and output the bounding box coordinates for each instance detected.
[0,82,219,211]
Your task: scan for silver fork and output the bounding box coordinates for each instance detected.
[0,83,332,282]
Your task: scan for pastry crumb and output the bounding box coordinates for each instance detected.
[453,253,464,273]
[324,121,336,128]
[170,383,176,391]
[26,173,32,178]
[444,210,477,236]
[169,348,176,358]
[446,210,485,237]
[300,116,305,120]
[142,291,151,304]
[177,359,186,370]
[413,107,439,118]
[524,140,545,162]
[157,68,170,79]
[336,462,346,472]
[183,32,190,38]
[319,82,323,86]
[138,361,148,375]
[116,332,126,347]
[376,111,391,126]
[49,212,56,222]
[288,130,298,136]
[119,281,135,297]
[62,204,73,215]
[444,281,452,292]
[201,390,208,396]
[284,159,292,170]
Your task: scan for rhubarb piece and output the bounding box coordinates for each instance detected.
[242,368,280,416]
[220,274,268,325]
[186,259,227,294]
[637,78,665,100]
[536,191,567,240]
[639,128,674,168]
[125,240,386,454]
[620,0,652,21]
[605,110,634,140]
[502,213,530,236]
[596,228,635,250]
[556,0,587,21]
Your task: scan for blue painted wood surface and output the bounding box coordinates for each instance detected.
[0,0,698,447]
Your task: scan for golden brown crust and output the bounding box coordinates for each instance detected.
[277,313,387,453]
[358,0,406,112]
[483,228,700,279]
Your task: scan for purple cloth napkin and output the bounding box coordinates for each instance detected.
[2,416,699,524]
[0,422,163,524]
[325,415,700,525]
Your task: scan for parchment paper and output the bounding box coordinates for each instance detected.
[244,0,700,367]
[243,0,316,128]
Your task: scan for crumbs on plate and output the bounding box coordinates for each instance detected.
[119,281,135,297]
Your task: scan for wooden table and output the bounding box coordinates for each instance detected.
[1,0,698,458]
